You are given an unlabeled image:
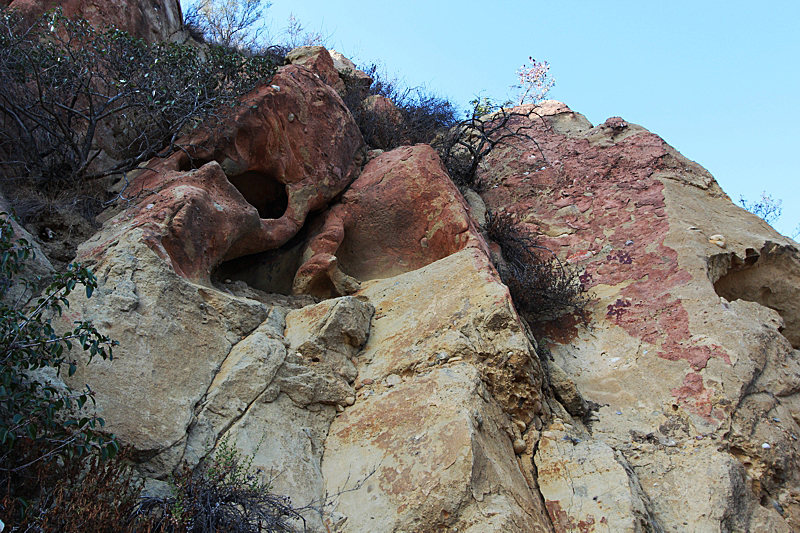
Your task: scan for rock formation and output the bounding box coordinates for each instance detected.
[478,102,800,532]
[8,37,795,532]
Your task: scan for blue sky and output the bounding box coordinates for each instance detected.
[237,0,799,237]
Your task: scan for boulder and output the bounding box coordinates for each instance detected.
[121,63,364,282]
[292,144,487,297]
[321,248,554,532]
[285,46,344,93]
[188,296,374,532]
[329,49,373,98]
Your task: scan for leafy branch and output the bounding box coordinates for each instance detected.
[0,212,118,474]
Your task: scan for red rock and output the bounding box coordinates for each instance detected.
[285,46,343,92]
[5,0,182,42]
[483,102,800,531]
[292,144,488,297]
[126,64,363,279]
[79,162,261,281]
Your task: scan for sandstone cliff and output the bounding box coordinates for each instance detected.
[9,37,798,533]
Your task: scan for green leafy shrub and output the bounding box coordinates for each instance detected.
[0,212,119,521]
[467,96,512,119]
[485,211,589,331]
[0,8,277,215]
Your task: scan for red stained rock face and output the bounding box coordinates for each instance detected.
[80,163,262,281]
[292,144,488,297]
[285,46,344,93]
[479,110,733,416]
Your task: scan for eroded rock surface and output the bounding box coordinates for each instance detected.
[36,40,799,531]
[189,296,374,532]
[87,60,364,285]
[61,54,365,480]
[143,61,364,269]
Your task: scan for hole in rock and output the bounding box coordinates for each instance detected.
[177,158,288,220]
[711,243,800,348]
[178,157,210,172]
[212,232,306,295]
[227,171,288,220]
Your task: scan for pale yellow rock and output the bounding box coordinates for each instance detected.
[212,295,373,533]
[535,427,658,533]
[322,367,550,533]
[320,249,554,532]
[62,231,269,475]
[708,233,726,248]
[352,248,547,423]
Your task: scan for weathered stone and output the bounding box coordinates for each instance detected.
[313,246,555,532]
[278,296,373,407]
[210,295,373,532]
[352,248,546,425]
[0,198,54,306]
[144,63,364,266]
[547,362,587,418]
[535,426,660,533]
[82,162,263,283]
[184,307,289,467]
[713,242,800,348]
[329,49,372,98]
[62,231,269,474]
[285,46,344,92]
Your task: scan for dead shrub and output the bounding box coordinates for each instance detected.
[433,105,549,191]
[485,211,590,331]
[340,63,458,151]
[1,443,152,533]
[133,436,303,533]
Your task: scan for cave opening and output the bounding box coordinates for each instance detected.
[227,171,288,220]
[212,233,306,295]
[711,244,800,349]
[178,158,289,220]
[210,217,319,296]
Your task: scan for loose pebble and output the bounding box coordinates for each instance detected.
[513,439,527,454]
